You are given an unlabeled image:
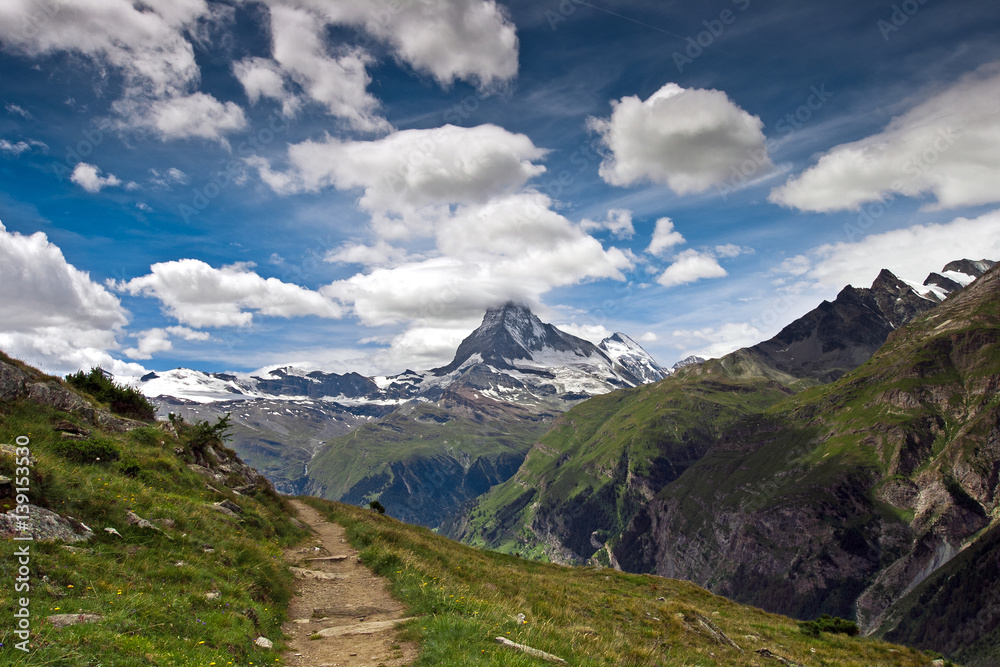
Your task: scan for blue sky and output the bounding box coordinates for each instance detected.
[2,0,1000,379]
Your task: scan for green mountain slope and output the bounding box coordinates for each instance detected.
[303,393,553,528]
[615,264,1000,654]
[450,354,797,560]
[0,351,307,665]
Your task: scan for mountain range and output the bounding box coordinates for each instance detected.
[138,302,678,502]
[453,258,999,665]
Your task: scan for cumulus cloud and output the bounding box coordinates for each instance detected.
[589,82,770,194]
[113,259,343,328]
[580,209,634,238]
[124,325,211,360]
[252,123,547,235]
[323,193,632,327]
[265,4,386,132]
[233,56,301,117]
[70,163,123,193]
[770,61,1000,212]
[144,93,247,142]
[0,220,144,376]
[657,249,728,287]
[0,0,245,142]
[646,217,685,256]
[265,0,518,88]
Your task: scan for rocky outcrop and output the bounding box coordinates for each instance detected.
[0,356,146,432]
[0,504,93,542]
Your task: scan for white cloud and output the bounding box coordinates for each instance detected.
[114,259,343,328]
[252,123,547,235]
[770,61,1000,212]
[0,139,30,156]
[657,249,728,287]
[0,0,245,142]
[801,208,1000,290]
[713,243,753,258]
[0,220,143,376]
[5,103,31,118]
[580,209,634,238]
[671,322,763,360]
[779,254,811,277]
[324,195,633,328]
[638,331,658,343]
[325,241,407,267]
[555,323,613,345]
[143,92,247,142]
[264,4,387,133]
[123,325,211,360]
[233,56,301,117]
[149,167,190,189]
[589,82,770,194]
[647,217,685,256]
[70,163,123,193]
[268,0,518,89]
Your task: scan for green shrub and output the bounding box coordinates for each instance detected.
[369,500,386,514]
[798,614,860,637]
[65,367,156,421]
[51,435,122,464]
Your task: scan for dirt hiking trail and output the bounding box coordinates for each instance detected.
[282,500,419,667]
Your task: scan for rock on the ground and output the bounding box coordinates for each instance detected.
[0,505,93,542]
[47,613,103,628]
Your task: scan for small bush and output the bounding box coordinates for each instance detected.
[118,455,142,477]
[369,500,386,514]
[798,614,860,637]
[65,368,156,421]
[51,435,122,464]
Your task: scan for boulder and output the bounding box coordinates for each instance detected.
[47,613,103,628]
[0,360,30,401]
[0,505,93,542]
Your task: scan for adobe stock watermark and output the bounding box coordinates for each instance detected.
[545,0,587,31]
[716,83,834,200]
[842,126,959,242]
[9,435,33,653]
[672,0,752,73]
[18,0,61,40]
[878,0,932,41]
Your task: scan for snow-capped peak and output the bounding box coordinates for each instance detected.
[599,333,669,384]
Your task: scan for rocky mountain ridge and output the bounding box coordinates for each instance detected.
[138,303,672,508]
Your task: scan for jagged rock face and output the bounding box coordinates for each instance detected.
[251,369,380,399]
[747,269,939,382]
[942,258,996,277]
[746,261,991,383]
[434,302,611,375]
